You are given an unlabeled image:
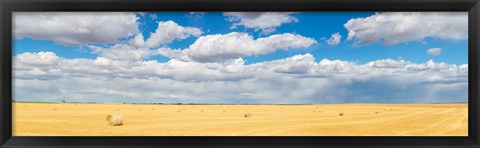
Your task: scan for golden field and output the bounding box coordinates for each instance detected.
[13,102,467,136]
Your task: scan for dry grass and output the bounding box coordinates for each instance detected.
[13,103,468,136]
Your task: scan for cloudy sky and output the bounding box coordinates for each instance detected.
[12,12,468,104]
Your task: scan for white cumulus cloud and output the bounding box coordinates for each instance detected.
[145,21,203,48]
[128,34,146,47]
[427,48,442,57]
[344,12,467,45]
[158,32,317,63]
[13,52,468,104]
[89,44,154,61]
[224,12,298,35]
[15,51,60,67]
[249,53,315,74]
[326,32,342,46]
[189,12,207,17]
[13,12,139,46]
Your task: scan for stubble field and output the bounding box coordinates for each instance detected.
[13,102,468,136]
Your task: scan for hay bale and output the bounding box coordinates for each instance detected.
[375,111,381,114]
[152,108,155,111]
[318,111,322,113]
[244,112,252,118]
[52,108,57,111]
[177,109,182,112]
[106,114,123,126]
[339,112,344,116]
[200,109,204,112]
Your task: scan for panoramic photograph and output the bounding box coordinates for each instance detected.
[12,12,468,136]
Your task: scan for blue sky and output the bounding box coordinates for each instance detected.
[12,12,468,104]
[14,12,468,64]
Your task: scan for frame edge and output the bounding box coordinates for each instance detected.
[470,1,480,146]
[1,0,13,147]
[1,0,479,147]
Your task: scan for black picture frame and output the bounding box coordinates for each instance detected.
[1,0,479,147]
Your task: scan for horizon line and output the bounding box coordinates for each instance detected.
[11,100,469,105]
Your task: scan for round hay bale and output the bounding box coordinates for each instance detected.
[339,112,344,116]
[106,114,123,126]
[244,112,252,118]
[52,108,57,111]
